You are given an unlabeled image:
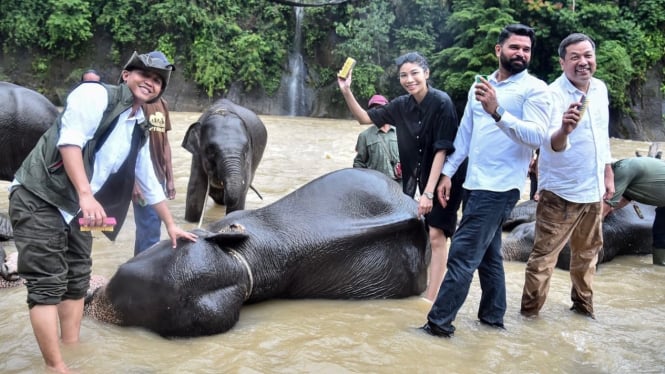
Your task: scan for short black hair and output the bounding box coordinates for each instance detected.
[81,69,102,82]
[558,33,595,58]
[498,24,536,48]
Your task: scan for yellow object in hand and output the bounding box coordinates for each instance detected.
[337,57,356,79]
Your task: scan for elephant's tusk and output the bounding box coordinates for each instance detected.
[228,249,253,301]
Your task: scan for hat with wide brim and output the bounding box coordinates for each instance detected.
[121,51,176,102]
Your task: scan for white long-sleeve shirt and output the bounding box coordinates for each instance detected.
[537,74,611,203]
[57,83,165,222]
[443,70,550,193]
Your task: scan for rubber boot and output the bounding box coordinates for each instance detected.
[653,248,665,266]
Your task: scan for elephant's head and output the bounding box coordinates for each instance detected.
[186,112,251,204]
[85,226,253,337]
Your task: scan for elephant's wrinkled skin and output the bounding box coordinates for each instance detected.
[502,200,655,269]
[0,82,58,181]
[85,168,429,337]
[182,99,267,222]
[0,247,20,288]
[0,213,12,241]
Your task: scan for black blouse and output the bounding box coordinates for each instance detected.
[368,86,459,197]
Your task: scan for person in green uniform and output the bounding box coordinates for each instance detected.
[353,94,401,182]
[603,157,665,265]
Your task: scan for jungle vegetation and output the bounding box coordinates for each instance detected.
[0,0,663,115]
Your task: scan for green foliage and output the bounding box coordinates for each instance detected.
[43,0,93,56]
[301,6,339,60]
[0,0,661,110]
[334,1,395,99]
[595,41,633,112]
[191,37,234,97]
[30,57,50,83]
[0,1,50,50]
[97,0,151,44]
[432,0,665,115]
[430,1,518,112]
[392,0,449,56]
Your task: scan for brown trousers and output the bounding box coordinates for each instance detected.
[521,190,603,316]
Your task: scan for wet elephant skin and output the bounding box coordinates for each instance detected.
[502,200,655,270]
[0,82,58,181]
[182,99,267,222]
[85,168,429,337]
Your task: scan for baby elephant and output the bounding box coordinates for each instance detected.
[182,99,267,222]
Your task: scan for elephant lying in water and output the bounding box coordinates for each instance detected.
[85,168,429,337]
[502,200,655,270]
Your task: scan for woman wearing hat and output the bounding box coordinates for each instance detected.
[353,94,401,183]
[130,51,178,256]
[338,52,465,302]
[9,51,197,372]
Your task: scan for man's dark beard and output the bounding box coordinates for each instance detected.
[500,54,529,75]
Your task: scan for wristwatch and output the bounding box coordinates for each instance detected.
[492,106,505,122]
[423,192,434,200]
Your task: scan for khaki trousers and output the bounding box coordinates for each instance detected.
[521,190,603,316]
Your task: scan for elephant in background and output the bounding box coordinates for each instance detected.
[502,200,655,270]
[182,99,267,222]
[85,168,429,337]
[0,82,58,181]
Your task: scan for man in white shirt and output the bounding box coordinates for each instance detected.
[520,33,614,319]
[422,24,550,337]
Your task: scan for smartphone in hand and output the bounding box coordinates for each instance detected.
[577,94,587,121]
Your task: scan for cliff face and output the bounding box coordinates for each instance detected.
[1,40,662,140]
[610,61,665,141]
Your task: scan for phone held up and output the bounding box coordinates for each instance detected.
[577,94,587,122]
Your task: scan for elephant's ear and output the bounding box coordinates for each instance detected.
[206,223,249,247]
[182,122,201,154]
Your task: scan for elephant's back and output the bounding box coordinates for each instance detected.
[0,82,58,180]
[0,82,58,127]
[208,168,427,298]
[267,168,417,226]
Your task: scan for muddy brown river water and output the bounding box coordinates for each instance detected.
[0,113,663,373]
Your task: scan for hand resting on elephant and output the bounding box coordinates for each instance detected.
[85,168,429,337]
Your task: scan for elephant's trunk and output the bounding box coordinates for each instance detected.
[217,157,250,213]
[223,178,248,212]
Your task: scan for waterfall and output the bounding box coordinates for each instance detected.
[284,6,307,116]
